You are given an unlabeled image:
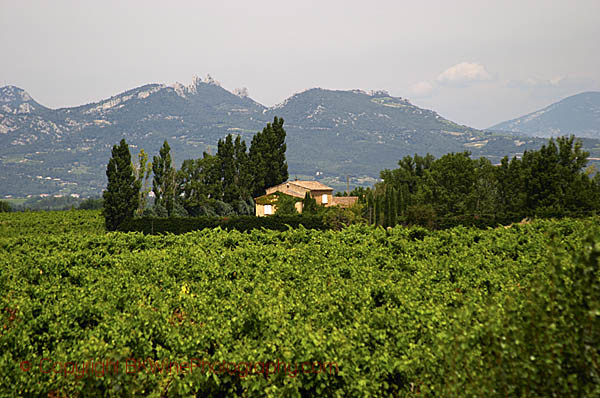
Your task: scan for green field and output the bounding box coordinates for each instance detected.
[1,211,598,396]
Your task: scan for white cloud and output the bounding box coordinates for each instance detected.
[408,62,492,97]
[409,80,434,97]
[436,62,492,85]
[549,76,564,86]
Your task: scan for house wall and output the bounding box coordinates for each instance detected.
[257,182,337,216]
[311,190,333,206]
[256,203,278,216]
[330,196,359,208]
[256,199,303,216]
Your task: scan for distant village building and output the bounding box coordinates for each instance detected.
[255,180,358,216]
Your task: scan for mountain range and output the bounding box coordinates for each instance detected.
[490,91,600,138]
[1,77,599,197]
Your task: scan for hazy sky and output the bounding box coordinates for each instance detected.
[2,0,599,128]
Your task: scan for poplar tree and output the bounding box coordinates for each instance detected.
[152,140,176,216]
[102,139,140,231]
[269,116,289,187]
[175,152,221,211]
[133,149,152,216]
[249,126,268,197]
[233,135,251,200]
[249,117,289,197]
[218,135,236,202]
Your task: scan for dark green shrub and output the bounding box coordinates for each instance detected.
[214,200,235,216]
[302,192,318,214]
[321,206,363,230]
[196,204,218,217]
[172,201,189,217]
[405,204,436,229]
[146,204,168,217]
[78,197,103,210]
[0,200,12,213]
[232,199,254,215]
[276,194,299,215]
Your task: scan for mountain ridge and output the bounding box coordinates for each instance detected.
[2,78,598,197]
[490,91,600,139]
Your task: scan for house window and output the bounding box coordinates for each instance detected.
[322,194,328,204]
[264,204,273,215]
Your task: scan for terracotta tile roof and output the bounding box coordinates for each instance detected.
[289,180,333,191]
[281,189,306,198]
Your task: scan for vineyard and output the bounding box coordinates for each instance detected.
[1,210,599,396]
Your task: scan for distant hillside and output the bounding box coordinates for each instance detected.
[2,78,597,197]
[490,92,600,139]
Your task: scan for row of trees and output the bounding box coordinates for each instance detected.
[103,117,288,230]
[174,118,285,211]
[103,131,599,231]
[0,197,104,212]
[360,136,600,227]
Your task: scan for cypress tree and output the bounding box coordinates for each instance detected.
[398,184,408,216]
[390,187,397,227]
[102,139,140,231]
[384,188,391,227]
[302,191,318,214]
[374,193,382,226]
[366,190,374,225]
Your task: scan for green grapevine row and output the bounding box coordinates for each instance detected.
[1,211,598,396]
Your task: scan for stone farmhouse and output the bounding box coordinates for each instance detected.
[255,180,358,216]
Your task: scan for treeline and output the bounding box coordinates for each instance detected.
[103,117,289,230]
[0,196,103,212]
[358,136,600,228]
[172,116,288,216]
[103,126,599,231]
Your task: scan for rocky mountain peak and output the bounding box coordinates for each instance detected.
[171,75,220,97]
[1,86,33,103]
[0,86,43,114]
